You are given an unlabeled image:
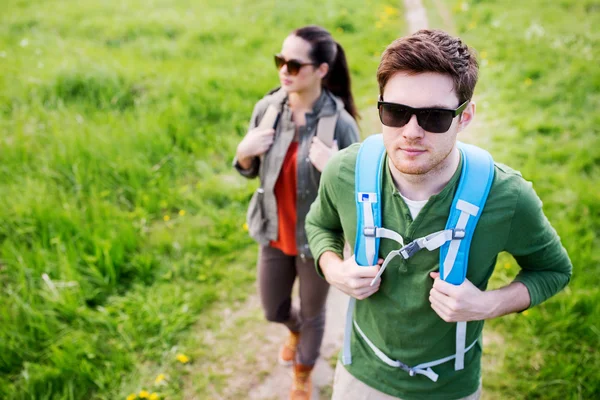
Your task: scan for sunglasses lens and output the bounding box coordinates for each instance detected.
[379,104,412,128]
[417,110,454,133]
[274,55,285,70]
[286,60,302,75]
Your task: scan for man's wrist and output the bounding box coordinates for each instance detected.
[319,251,343,283]
[481,282,530,320]
[480,290,499,320]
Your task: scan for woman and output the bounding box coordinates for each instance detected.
[234,25,360,399]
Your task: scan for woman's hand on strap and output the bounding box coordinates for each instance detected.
[236,127,275,169]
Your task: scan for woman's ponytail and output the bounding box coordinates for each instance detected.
[293,26,359,120]
[324,42,358,120]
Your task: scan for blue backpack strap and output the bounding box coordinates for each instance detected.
[342,134,386,366]
[439,142,495,284]
[439,141,495,371]
[354,134,387,266]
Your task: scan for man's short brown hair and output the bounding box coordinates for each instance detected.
[377,29,479,104]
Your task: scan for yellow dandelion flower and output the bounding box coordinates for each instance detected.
[336,27,344,33]
[179,209,186,216]
[163,215,170,222]
[149,393,160,400]
[384,6,398,16]
[522,310,530,316]
[524,78,533,86]
[155,373,166,385]
[468,21,477,30]
[126,394,137,400]
[139,390,150,399]
[176,353,190,363]
[243,222,249,232]
[480,50,488,59]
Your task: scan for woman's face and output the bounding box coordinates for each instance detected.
[277,35,324,94]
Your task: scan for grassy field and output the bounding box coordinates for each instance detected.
[0,0,400,398]
[1,0,598,399]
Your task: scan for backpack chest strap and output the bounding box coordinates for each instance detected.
[368,228,465,286]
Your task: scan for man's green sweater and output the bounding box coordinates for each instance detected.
[305,143,572,400]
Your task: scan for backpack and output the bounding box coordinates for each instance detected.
[343,133,495,382]
[257,104,338,146]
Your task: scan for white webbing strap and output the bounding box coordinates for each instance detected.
[367,228,404,286]
[421,229,454,251]
[455,321,467,370]
[342,297,356,365]
[353,320,399,368]
[354,320,478,382]
[374,227,405,246]
[412,337,478,379]
[442,200,479,371]
[347,192,379,365]
[442,200,479,281]
[362,201,376,265]
[369,228,458,286]
[370,249,401,286]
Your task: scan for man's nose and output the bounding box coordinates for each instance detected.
[402,114,425,139]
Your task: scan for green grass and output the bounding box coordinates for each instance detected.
[1,0,597,399]
[424,1,600,398]
[0,0,401,398]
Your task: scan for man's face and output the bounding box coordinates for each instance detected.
[381,72,474,176]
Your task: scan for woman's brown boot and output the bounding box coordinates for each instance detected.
[279,331,300,366]
[290,363,313,400]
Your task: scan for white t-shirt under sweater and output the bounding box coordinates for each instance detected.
[398,192,428,220]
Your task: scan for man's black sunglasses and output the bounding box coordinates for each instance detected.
[274,54,316,76]
[377,99,470,133]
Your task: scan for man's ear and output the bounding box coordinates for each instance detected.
[458,101,476,132]
[317,62,329,79]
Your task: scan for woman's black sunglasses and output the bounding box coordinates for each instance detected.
[377,99,470,133]
[274,54,316,76]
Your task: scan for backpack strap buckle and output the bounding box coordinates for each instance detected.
[400,240,422,259]
[453,229,466,239]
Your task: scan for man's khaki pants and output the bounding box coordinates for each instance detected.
[332,361,482,400]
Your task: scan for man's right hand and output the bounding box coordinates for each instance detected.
[320,251,382,300]
[236,127,276,169]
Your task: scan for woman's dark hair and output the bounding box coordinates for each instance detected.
[293,25,359,120]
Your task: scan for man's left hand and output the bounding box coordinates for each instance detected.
[429,272,490,322]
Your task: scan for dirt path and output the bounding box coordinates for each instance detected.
[247,287,348,399]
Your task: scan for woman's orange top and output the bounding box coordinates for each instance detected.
[270,141,298,256]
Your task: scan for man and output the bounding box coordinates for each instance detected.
[305,30,572,400]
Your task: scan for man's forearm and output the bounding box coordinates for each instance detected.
[319,250,344,283]
[483,281,531,319]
